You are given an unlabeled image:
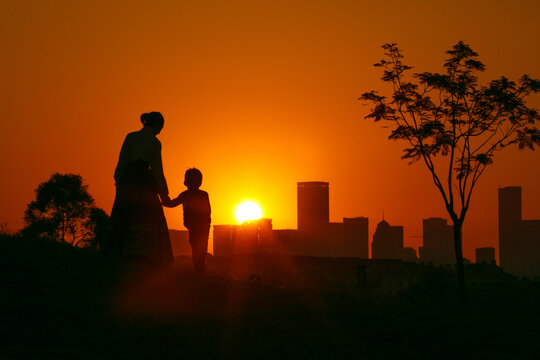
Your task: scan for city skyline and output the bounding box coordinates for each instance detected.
[1,1,540,263]
[206,181,537,273]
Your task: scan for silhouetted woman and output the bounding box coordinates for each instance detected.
[106,112,173,265]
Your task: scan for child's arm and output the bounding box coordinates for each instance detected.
[162,194,183,208]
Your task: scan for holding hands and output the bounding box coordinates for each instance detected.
[162,200,175,207]
[160,194,173,207]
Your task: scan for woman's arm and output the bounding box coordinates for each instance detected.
[150,139,169,200]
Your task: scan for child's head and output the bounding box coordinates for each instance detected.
[184,168,203,190]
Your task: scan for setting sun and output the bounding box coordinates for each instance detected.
[235,201,262,223]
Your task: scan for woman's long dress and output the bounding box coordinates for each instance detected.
[105,126,173,265]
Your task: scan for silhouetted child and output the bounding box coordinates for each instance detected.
[163,168,211,274]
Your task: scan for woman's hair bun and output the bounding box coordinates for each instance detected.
[140,112,164,125]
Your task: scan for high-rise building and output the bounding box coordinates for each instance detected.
[372,218,403,259]
[521,219,540,274]
[297,182,329,232]
[498,186,540,277]
[213,225,236,256]
[498,186,522,273]
[343,217,369,258]
[256,218,274,254]
[213,219,274,256]
[420,217,454,265]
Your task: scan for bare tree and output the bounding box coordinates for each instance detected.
[360,42,540,306]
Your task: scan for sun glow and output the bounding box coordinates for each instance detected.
[235,201,262,223]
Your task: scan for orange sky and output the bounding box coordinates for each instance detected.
[1,0,539,259]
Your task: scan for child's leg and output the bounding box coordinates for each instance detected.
[189,227,209,273]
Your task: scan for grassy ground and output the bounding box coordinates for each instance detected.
[0,235,539,359]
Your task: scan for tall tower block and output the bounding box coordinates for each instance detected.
[297,182,329,232]
[498,186,522,271]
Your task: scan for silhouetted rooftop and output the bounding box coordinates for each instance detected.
[376,219,390,229]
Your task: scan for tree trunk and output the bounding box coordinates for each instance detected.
[60,216,66,243]
[452,222,468,308]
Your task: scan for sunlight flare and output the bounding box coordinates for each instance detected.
[235,201,262,223]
